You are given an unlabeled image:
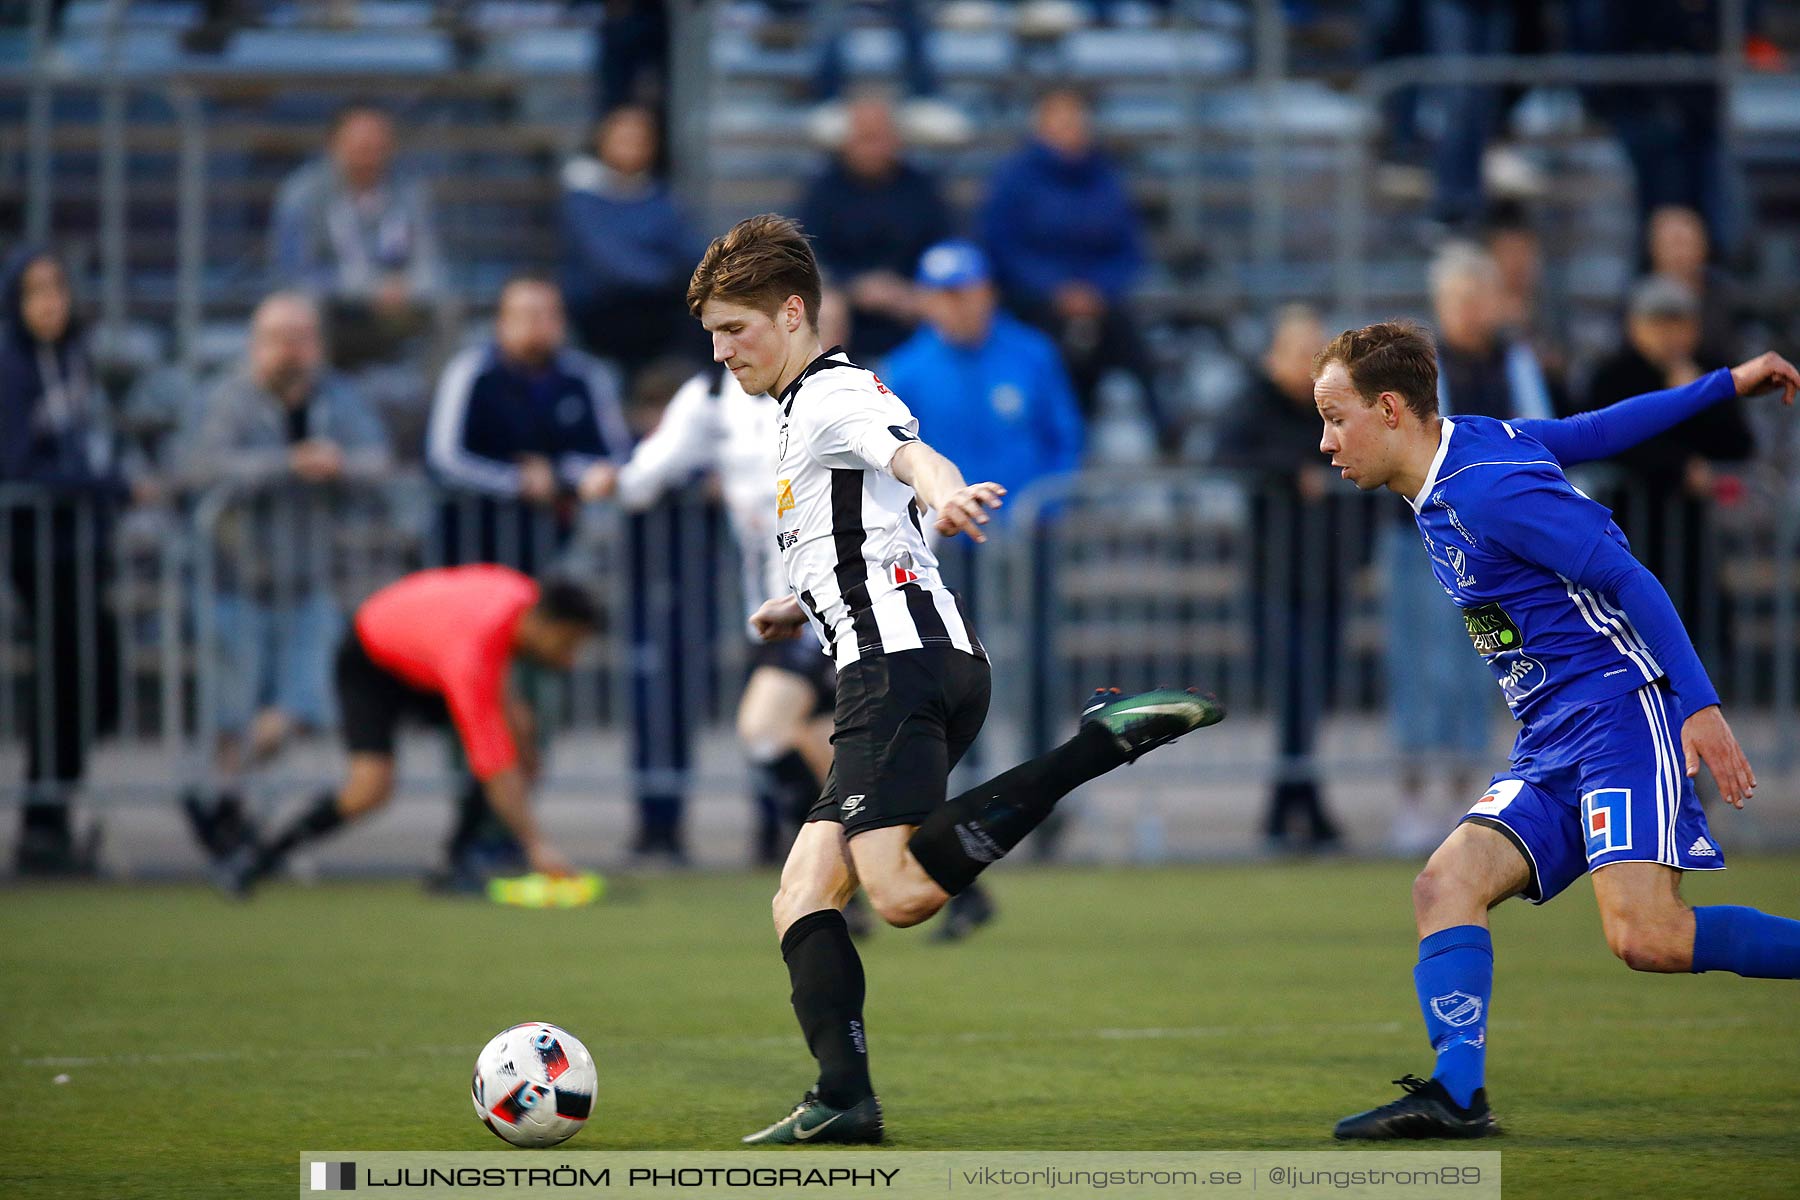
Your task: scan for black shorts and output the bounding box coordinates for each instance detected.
[335,630,451,758]
[750,637,837,718]
[807,646,992,836]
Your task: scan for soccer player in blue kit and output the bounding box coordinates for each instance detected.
[1312,322,1800,1139]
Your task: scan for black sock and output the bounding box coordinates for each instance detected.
[781,909,872,1109]
[255,790,346,876]
[908,722,1125,895]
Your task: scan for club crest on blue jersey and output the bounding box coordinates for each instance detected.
[1582,788,1633,859]
[1446,546,1477,590]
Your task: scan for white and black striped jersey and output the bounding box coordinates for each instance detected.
[613,364,785,638]
[775,347,984,666]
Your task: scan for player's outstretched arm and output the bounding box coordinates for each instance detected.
[890,441,1006,543]
[1516,352,1798,467]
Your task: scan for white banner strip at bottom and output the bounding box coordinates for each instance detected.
[301,1151,1500,1200]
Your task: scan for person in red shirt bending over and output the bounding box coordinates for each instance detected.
[218,565,601,896]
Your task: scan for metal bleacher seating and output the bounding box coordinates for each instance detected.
[6,0,1798,397]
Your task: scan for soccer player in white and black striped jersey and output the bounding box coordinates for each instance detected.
[688,214,1226,1145]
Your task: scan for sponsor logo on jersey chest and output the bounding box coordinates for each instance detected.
[1462,602,1520,655]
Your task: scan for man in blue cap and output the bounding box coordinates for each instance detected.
[881,239,1088,885]
[880,240,1086,513]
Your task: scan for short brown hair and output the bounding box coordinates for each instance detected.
[1312,320,1438,421]
[686,213,822,329]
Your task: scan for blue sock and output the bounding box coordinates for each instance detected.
[1692,905,1800,978]
[1414,925,1493,1109]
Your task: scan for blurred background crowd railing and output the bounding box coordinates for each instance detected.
[1,473,1795,862]
[3,0,1799,874]
[8,2,1800,362]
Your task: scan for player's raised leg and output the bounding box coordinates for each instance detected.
[1335,820,1525,1139]
[899,686,1224,905]
[1594,861,1800,978]
[745,818,883,1145]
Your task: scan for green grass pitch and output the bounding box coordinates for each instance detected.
[3,858,1797,1199]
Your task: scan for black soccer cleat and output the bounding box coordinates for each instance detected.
[1333,1074,1499,1140]
[182,791,259,862]
[741,1090,884,1146]
[1080,686,1226,763]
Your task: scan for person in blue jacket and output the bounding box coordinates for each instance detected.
[560,105,706,381]
[978,88,1165,445]
[880,240,1086,903]
[881,240,1085,513]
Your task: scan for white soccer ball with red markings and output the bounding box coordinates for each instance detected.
[471,1022,597,1147]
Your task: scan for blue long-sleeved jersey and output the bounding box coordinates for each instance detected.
[1404,368,1735,724]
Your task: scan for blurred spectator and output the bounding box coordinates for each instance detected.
[612,361,718,864]
[428,276,630,520]
[270,101,450,456]
[1368,1,1553,226]
[1417,0,1521,228]
[0,246,129,875]
[1383,244,1542,854]
[798,93,954,359]
[796,0,971,146]
[1215,305,1342,852]
[561,105,705,382]
[594,0,670,117]
[980,88,1166,447]
[1572,275,1752,646]
[1645,204,1742,363]
[883,246,1079,797]
[1479,199,1567,391]
[425,275,629,882]
[1366,0,1428,175]
[177,293,391,839]
[1571,0,1733,251]
[1431,242,1554,422]
[880,240,1084,502]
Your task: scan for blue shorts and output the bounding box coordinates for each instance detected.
[1459,681,1725,904]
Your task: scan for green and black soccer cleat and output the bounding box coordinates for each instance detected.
[741,1090,885,1146]
[1333,1074,1499,1140]
[1080,686,1226,763]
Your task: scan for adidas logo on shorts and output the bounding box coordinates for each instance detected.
[1688,837,1717,858]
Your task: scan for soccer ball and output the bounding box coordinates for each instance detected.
[471,1022,597,1147]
